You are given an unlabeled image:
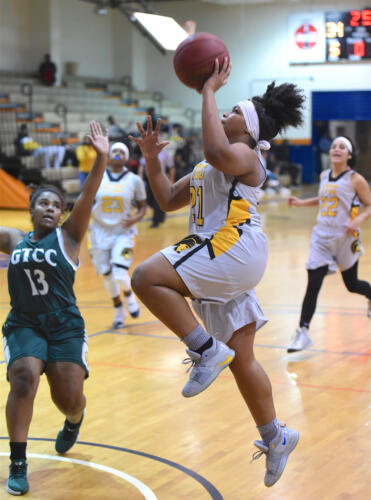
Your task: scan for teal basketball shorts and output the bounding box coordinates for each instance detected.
[2,305,89,378]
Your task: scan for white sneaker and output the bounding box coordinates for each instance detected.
[287,326,312,353]
[124,293,140,318]
[182,338,235,397]
[252,423,299,487]
[113,306,127,329]
[367,299,371,318]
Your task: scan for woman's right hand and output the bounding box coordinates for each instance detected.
[202,57,231,94]
[129,117,169,160]
[288,196,302,206]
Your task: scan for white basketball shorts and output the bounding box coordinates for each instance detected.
[192,290,268,344]
[89,222,136,275]
[160,229,268,304]
[306,226,363,274]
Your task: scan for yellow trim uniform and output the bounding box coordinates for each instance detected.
[307,169,363,273]
[161,160,268,341]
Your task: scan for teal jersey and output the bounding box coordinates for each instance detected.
[7,227,79,314]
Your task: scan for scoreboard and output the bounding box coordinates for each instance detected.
[326,9,371,61]
[289,9,371,63]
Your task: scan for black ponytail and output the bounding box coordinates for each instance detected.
[252,82,305,142]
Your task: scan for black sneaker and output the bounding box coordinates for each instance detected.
[55,409,85,454]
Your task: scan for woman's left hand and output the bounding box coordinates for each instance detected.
[87,120,109,156]
[201,57,231,94]
[129,117,169,160]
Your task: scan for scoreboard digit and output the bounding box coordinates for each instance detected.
[326,8,371,60]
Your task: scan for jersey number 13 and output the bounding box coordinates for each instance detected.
[24,269,49,296]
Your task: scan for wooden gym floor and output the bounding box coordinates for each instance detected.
[0,191,370,499]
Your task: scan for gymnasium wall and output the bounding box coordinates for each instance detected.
[0,0,50,72]
[50,0,116,81]
[0,0,370,141]
[152,0,371,140]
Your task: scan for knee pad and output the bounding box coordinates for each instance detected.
[103,272,120,298]
[112,265,131,292]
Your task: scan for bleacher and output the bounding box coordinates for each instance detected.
[0,72,200,203]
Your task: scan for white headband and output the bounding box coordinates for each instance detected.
[110,142,129,162]
[335,136,353,153]
[237,100,271,155]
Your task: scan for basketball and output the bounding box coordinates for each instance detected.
[173,32,230,91]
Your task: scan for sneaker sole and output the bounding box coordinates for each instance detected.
[265,432,299,487]
[55,430,81,454]
[129,309,140,318]
[6,482,29,495]
[287,341,313,353]
[182,350,235,398]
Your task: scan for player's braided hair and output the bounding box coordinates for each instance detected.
[29,184,66,210]
[252,82,305,142]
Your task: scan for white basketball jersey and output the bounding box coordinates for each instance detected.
[315,169,360,236]
[92,169,146,229]
[188,160,264,238]
[160,159,268,303]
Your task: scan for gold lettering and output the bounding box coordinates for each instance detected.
[326,21,344,38]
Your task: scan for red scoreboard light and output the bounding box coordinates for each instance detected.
[326,8,371,60]
[349,9,371,27]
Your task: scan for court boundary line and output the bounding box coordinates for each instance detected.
[86,359,370,394]
[0,438,224,500]
[86,327,371,358]
[0,452,157,499]
[0,353,368,393]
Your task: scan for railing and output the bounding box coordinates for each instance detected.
[184,108,196,131]
[121,75,133,104]
[55,103,68,134]
[20,82,33,117]
[152,91,164,115]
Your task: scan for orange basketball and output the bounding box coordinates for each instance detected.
[173,32,230,91]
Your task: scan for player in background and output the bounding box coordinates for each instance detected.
[89,142,147,328]
[130,58,305,487]
[0,121,108,496]
[287,136,371,352]
[139,143,175,228]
